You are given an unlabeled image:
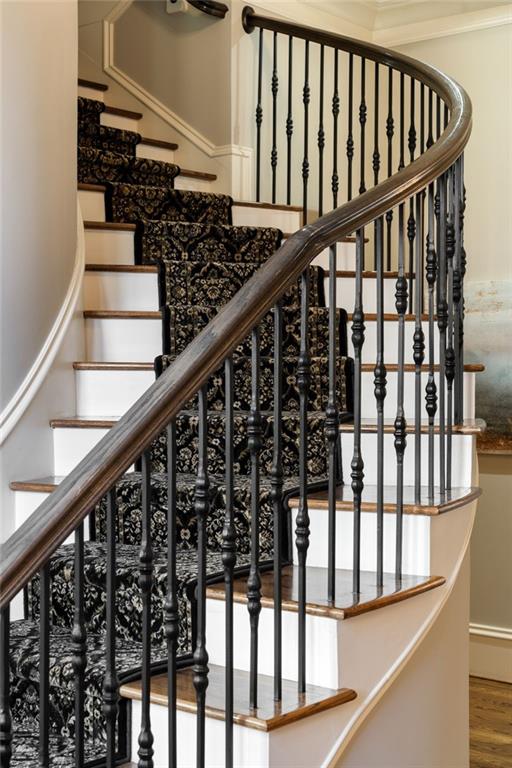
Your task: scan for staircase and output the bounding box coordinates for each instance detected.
[0,8,480,768]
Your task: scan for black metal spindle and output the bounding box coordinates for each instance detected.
[374,218,386,587]
[453,156,464,425]
[436,94,441,141]
[407,79,417,313]
[247,330,262,709]
[318,44,325,216]
[373,62,380,188]
[347,53,354,200]
[286,36,294,206]
[302,40,310,223]
[331,49,340,209]
[103,491,119,768]
[425,183,438,502]
[437,173,448,495]
[271,32,279,204]
[165,423,178,768]
[39,565,50,767]
[395,204,407,581]
[0,607,12,768]
[72,524,86,768]
[296,270,311,692]
[271,304,283,701]
[386,67,394,270]
[255,28,263,202]
[446,168,456,490]
[138,451,154,768]
[193,387,210,767]
[327,245,339,602]
[351,231,365,595]
[420,83,425,155]
[222,361,236,766]
[359,58,367,195]
[426,89,434,149]
[398,73,405,172]
[413,194,425,503]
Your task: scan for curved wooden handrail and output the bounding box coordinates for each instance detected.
[186,0,228,19]
[0,10,472,608]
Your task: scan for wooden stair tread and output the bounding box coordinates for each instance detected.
[79,182,107,193]
[288,485,481,516]
[85,264,158,274]
[119,663,356,731]
[73,361,154,371]
[10,477,63,493]
[359,362,485,373]
[84,220,136,232]
[234,200,303,213]
[104,104,143,120]
[339,417,486,435]
[336,270,415,278]
[83,310,160,319]
[206,566,445,620]
[140,135,178,151]
[180,168,217,182]
[78,78,108,92]
[348,312,430,321]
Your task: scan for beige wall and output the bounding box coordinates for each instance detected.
[1,0,78,411]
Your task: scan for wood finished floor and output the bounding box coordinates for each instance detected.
[470,676,512,767]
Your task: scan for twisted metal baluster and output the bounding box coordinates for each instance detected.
[352,231,365,595]
[248,330,262,709]
[327,245,339,602]
[413,194,425,503]
[271,305,284,701]
[104,492,119,768]
[302,40,310,223]
[194,387,210,767]
[39,565,50,767]
[425,183,438,502]
[138,451,154,768]
[446,167,456,490]
[255,28,263,202]
[437,173,448,496]
[318,44,325,216]
[296,270,311,692]
[0,607,12,768]
[331,49,340,210]
[223,361,236,767]
[286,36,293,206]
[386,66,394,271]
[359,58,367,195]
[347,53,354,200]
[394,204,408,581]
[165,423,178,768]
[72,523,86,768]
[271,32,279,204]
[374,218,387,588]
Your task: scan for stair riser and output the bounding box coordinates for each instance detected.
[290,507,431,576]
[77,85,105,102]
[100,111,139,132]
[81,190,106,221]
[84,317,162,361]
[174,175,214,193]
[348,320,439,364]
[136,142,175,164]
[313,241,357,270]
[84,229,135,265]
[340,432,475,488]
[53,426,111,475]
[84,271,159,311]
[75,368,154,416]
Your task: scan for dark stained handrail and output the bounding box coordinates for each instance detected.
[187,0,228,19]
[0,8,471,608]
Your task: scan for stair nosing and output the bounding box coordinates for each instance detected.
[78,78,108,92]
[83,220,136,232]
[140,135,178,151]
[85,264,158,274]
[103,104,143,120]
[83,310,161,319]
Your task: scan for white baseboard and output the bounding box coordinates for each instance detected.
[469,623,512,683]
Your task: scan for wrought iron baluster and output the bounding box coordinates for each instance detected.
[426,89,434,149]
[39,564,50,767]
[286,36,293,206]
[247,330,262,709]
[103,492,119,768]
[446,168,456,490]
[414,194,425,503]
[374,218,386,587]
[453,156,464,425]
[331,49,340,210]
[359,58,367,195]
[165,422,178,768]
[138,451,154,768]
[271,304,283,701]
[72,524,86,768]
[373,62,380,188]
[327,245,339,602]
[437,173,448,496]
[420,83,425,155]
[0,607,12,767]
[395,205,407,581]
[347,53,354,200]
[425,183,438,502]
[436,94,441,141]
[271,32,279,204]
[222,361,236,766]
[194,387,210,767]
[302,40,310,224]
[318,44,325,216]
[407,78,416,313]
[255,28,263,202]
[398,73,405,172]
[351,231,365,595]
[386,66,394,270]
[296,270,311,692]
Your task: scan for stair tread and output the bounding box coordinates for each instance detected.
[71,360,484,373]
[140,135,178,151]
[104,104,142,120]
[84,220,136,231]
[206,565,445,620]
[339,417,486,435]
[78,78,108,92]
[359,363,485,373]
[85,263,158,273]
[336,271,415,278]
[83,309,160,319]
[233,200,303,213]
[179,167,217,181]
[119,663,356,731]
[289,484,481,516]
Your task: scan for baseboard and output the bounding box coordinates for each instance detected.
[469,622,512,683]
[0,202,85,444]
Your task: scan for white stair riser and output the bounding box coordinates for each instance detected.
[232,205,302,232]
[83,272,159,311]
[100,112,139,132]
[328,275,399,314]
[349,320,439,364]
[85,317,161,361]
[53,427,109,475]
[314,241,357,270]
[340,432,475,488]
[290,507,431,577]
[14,490,90,543]
[359,370,475,421]
[136,143,175,164]
[174,176,213,193]
[78,85,105,102]
[75,369,154,417]
[206,600,341,689]
[80,190,106,221]
[85,229,135,265]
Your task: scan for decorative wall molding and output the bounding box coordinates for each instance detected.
[470,622,512,683]
[470,622,512,641]
[0,202,85,445]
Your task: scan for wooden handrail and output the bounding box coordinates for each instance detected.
[0,10,472,608]
[184,0,228,19]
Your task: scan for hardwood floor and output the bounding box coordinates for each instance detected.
[470,676,512,767]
